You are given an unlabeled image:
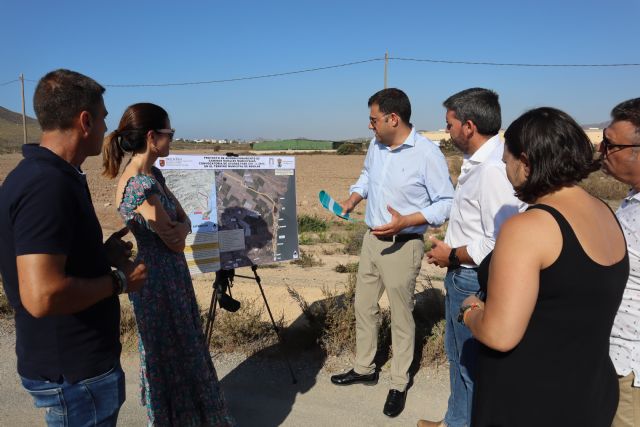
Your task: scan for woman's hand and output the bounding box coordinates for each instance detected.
[156,220,190,250]
[462,294,484,308]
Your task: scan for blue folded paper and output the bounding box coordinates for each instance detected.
[318,190,354,221]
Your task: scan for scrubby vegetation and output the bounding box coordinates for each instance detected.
[336,143,360,155]
[287,272,447,368]
[297,215,328,233]
[291,250,324,268]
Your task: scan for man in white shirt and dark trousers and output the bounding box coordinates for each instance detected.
[330,88,455,418]
[421,88,524,427]
[600,97,640,427]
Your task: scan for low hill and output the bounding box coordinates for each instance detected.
[581,121,609,130]
[0,106,41,153]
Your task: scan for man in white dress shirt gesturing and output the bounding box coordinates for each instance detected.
[421,88,524,427]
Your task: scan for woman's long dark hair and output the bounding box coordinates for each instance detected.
[102,103,168,178]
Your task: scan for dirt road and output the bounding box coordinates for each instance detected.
[0,326,449,427]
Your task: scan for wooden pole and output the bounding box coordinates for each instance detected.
[384,51,388,89]
[20,74,27,144]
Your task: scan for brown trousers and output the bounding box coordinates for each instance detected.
[612,372,640,427]
[353,230,423,391]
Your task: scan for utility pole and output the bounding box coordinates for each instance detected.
[384,51,388,89]
[20,74,27,144]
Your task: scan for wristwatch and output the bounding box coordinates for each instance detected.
[110,269,128,295]
[449,247,461,269]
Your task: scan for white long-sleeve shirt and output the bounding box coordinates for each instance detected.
[611,190,640,387]
[444,135,525,267]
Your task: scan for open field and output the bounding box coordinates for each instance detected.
[0,151,450,341]
[0,149,627,327]
[0,148,630,424]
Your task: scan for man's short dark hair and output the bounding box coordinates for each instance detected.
[611,97,640,137]
[504,107,598,204]
[33,69,105,131]
[368,88,411,125]
[443,88,501,136]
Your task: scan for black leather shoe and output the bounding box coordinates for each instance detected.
[383,389,406,417]
[330,369,378,386]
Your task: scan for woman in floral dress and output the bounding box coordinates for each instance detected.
[102,103,235,426]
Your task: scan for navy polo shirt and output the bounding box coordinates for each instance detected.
[0,144,120,383]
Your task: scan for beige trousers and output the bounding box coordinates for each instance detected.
[353,230,424,391]
[612,372,640,427]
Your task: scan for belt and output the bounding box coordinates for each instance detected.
[447,266,479,272]
[371,232,423,243]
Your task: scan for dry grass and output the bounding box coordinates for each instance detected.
[291,250,324,268]
[0,277,13,317]
[334,262,359,273]
[414,277,447,368]
[579,170,629,201]
[288,271,365,356]
[118,295,285,356]
[343,222,368,255]
[205,297,284,354]
[421,319,446,366]
[287,271,447,369]
[119,300,139,351]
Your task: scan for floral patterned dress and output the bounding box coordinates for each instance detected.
[119,170,235,427]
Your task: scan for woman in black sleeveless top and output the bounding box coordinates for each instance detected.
[460,108,629,427]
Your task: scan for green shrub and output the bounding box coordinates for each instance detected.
[337,143,359,155]
[298,234,314,245]
[291,250,324,268]
[298,215,328,233]
[334,262,359,273]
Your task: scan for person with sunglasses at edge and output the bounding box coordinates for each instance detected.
[0,69,148,426]
[330,88,454,418]
[102,103,235,426]
[600,98,640,427]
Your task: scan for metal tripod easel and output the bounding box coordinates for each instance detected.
[203,265,297,384]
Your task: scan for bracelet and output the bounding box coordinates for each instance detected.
[463,304,482,326]
[458,302,482,325]
[110,269,128,295]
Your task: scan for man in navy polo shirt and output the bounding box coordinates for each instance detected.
[0,69,147,426]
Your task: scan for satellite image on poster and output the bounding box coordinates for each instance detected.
[156,155,299,274]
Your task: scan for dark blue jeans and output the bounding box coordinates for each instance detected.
[20,364,125,427]
[444,267,479,427]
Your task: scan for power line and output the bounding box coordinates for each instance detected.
[103,58,384,87]
[0,79,20,87]
[390,56,640,67]
[2,55,639,89]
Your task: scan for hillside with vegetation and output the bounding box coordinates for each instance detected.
[0,106,41,153]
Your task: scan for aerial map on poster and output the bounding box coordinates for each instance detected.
[156,155,299,274]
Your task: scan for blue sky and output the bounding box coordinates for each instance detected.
[1,0,638,141]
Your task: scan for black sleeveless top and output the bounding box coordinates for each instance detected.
[472,204,629,427]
